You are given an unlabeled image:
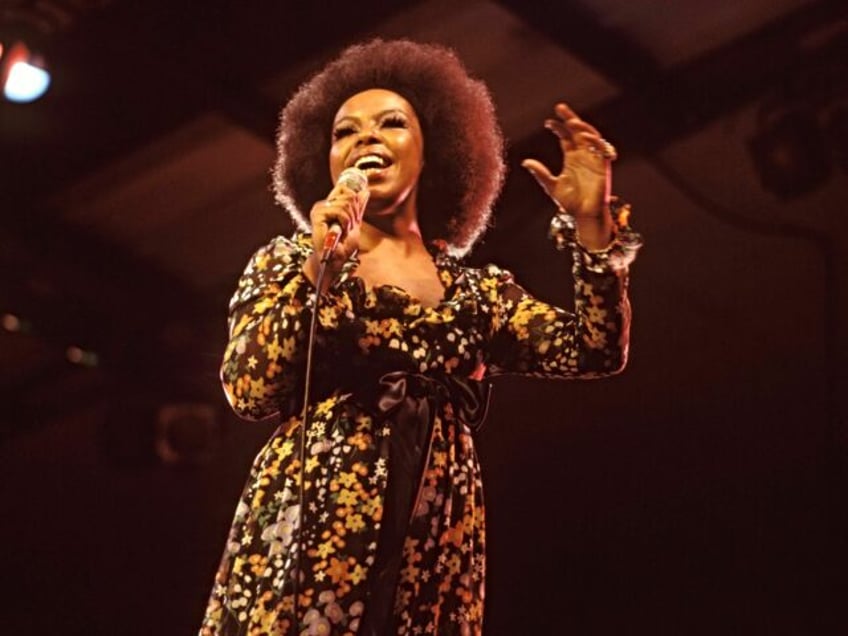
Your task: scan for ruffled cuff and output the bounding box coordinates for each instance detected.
[548,198,643,273]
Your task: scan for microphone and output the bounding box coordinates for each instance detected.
[322,167,370,261]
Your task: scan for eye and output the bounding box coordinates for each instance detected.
[381,114,408,129]
[333,125,356,140]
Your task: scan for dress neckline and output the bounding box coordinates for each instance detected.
[346,236,457,310]
[294,231,463,312]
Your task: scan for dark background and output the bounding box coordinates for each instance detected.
[1,1,845,634]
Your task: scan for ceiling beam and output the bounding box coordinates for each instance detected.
[504,0,847,154]
[495,0,661,89]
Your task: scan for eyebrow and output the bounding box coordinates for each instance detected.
[333,108,408,126]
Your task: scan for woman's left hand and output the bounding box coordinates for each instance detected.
[522,103,616,248]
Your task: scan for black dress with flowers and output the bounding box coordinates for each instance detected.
[200,231,633,635]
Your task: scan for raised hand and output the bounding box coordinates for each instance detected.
[522,103,616,243]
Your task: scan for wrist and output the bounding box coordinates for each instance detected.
[574,213,614,251]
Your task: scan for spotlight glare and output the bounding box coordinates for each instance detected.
[4,60,51,103]
[66,346,99,367]
[2,313,22,332]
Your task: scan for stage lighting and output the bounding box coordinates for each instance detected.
[155,403,219,466]
[748,108,832,200]
[1,41,51,103]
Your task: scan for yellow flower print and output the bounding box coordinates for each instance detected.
[345,513,365,532]
[276,439,294,460]
[280,335,297,359]
[360,495,381,518]
[587,305,607,323]
[319,305,340,326]
[314,397,337,418]
[253,296,276,314]
[254,252,270,271]
[349,563,367,585]
[314,539,335,560]
[337,489,358,506]
[265,337,283,361]
[249,377,271,399]
[337,471,358,488]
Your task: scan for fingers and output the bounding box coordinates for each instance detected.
[521,158,556,196]
[545,102,608,153]
[310,195,359,251]
[554,103,602,138]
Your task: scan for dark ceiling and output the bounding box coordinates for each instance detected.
[1,1,846,634]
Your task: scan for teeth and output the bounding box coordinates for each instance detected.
[354,154,388,170]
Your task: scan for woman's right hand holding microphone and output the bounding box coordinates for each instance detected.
[304,168,370,289]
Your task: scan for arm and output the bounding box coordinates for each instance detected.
[488,102,638,378]
[486,243,632,379]
[219,234,354,420]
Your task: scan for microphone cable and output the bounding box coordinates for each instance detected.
[291,237,341,628]
[291,167,366,627]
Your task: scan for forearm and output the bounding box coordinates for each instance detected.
[486,244,632,379]
[220,278,311,420]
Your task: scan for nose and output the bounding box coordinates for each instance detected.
[355,124,381,145]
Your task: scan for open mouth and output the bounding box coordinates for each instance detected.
[353,153,392,173]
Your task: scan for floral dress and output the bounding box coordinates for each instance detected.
[200,230,634,636]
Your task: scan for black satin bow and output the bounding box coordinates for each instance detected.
[372,371,491,432]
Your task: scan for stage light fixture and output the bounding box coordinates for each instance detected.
[748,109,831,200]
[1,40,51,103]
[155,403,219,466]
[66,345,99,367]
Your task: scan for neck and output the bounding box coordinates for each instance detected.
[359,196,425,253]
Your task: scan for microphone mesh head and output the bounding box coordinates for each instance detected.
[337,167,369,193]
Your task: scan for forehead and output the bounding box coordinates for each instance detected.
[334,88,418,121]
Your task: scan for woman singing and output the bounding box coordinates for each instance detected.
[200,39,639,635]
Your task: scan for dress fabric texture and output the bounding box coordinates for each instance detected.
[200,231,631,635]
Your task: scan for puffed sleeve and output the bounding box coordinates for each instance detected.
[484,244,633,379]
[219,233,355,420]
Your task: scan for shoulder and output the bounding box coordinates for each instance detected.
[461,262,515,287]
[449,262,518,307]
[243,232,313,273]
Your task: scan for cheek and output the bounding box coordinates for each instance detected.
[328,144,346,179]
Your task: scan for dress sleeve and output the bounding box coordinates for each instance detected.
[219,234,355,420]
[485,243,633,379]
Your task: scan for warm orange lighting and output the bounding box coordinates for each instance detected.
[2,313,21,332]
[66,346,99,367]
